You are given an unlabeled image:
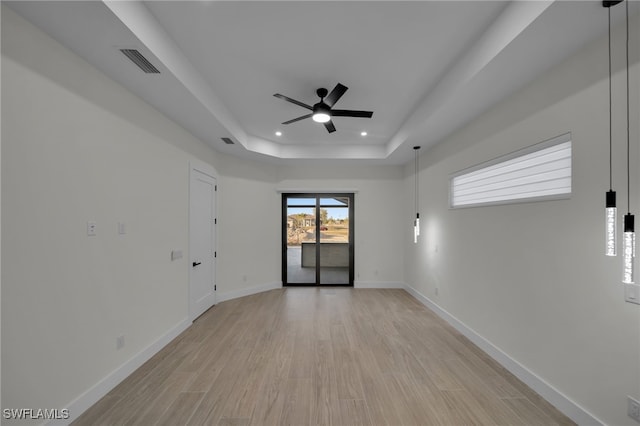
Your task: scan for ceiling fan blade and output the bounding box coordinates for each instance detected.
[274,93,313,110]
[324,120,336,133]
[331,109,373,118]
[282,114,313,125]
[324,83,348,107]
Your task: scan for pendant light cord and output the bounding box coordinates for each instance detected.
[414,148,419,214]
[413,146,420,219]
[626,0,631,214]
[609,6,614,191]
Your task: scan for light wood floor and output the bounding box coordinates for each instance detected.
[73,288,575,426]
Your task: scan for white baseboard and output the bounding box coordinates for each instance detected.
[403,283,603,426]
[217,281,282,303]
[354,281,405,289]
[49,319,191,426]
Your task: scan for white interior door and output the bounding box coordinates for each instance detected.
[189,165,217,321]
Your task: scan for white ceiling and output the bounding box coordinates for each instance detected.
[6,1,636,166]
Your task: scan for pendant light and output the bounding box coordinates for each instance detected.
[622,0,635,284]
[604,1,621,256]
[413,146,421,244]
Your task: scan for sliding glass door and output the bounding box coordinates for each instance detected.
[282,193,354,286]
[284,196,317,284]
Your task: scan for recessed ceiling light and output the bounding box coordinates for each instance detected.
[275,131,282,136]
[360,131,368,137]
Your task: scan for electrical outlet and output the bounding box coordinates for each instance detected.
[116,335,125,350]
[87,221,97,236]
[629,396,640,423]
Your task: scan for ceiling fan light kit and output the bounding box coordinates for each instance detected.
[274,83,373,133]
[312,109,331,123]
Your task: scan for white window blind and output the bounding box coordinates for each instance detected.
[450,133,572,208]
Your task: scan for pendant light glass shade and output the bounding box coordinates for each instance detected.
[623,214,635,283]
[606,191,617,256]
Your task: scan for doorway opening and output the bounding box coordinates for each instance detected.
[282,193,354,286]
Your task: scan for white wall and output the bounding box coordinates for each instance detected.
[1,7,220,423]
[215,154,281,298]
[404,15,640,426]
[277,163,405,286]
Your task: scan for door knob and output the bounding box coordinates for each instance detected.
[192,261,201,267]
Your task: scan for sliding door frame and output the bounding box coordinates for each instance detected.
[282,193,354,286]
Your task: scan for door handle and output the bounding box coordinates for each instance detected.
[192,261,201,267]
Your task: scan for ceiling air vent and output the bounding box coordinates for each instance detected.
[221,138,235,145]
[119,49,160,74]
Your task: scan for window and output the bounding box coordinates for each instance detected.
[450,133,572,208]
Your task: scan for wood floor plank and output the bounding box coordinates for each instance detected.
[498,372,576,425]
[126,370,195,426]
[217,418,250,426]
[352,339,401,423]
[357,374,403,425]
[157,392,204,426]
[192,345,255,425]
[380,373,438,425]
[417,354,466,391]
[442,357,532,425]
[440,389,498,425]
[249,323,293,426]
[310,339,339,426]
[69,394,121,426]
[250,378,288,426]
[338,399,372,426]
[288,335,313,379]
[279,378,313,426]
[330,324,365,400]
[501,397,560,425]
[73,288,576,426]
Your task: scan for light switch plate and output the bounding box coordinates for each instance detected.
[118,222,126,235]
[87,221,97,236]
[171,250,183,261]
[625,283,640,305]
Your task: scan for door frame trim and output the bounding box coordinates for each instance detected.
[282,192,354,287]
[189,160,218,321]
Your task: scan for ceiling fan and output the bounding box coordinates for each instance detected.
[273,83,373,133]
